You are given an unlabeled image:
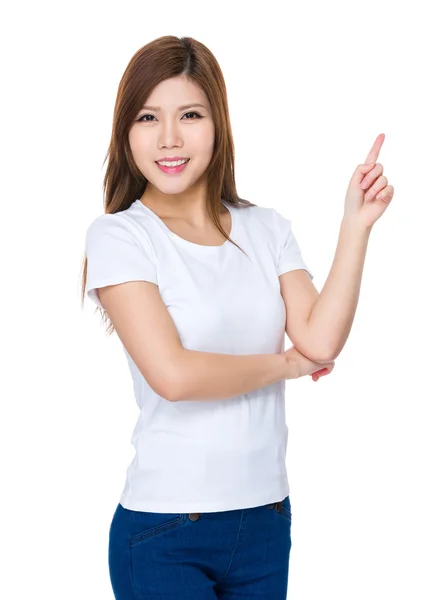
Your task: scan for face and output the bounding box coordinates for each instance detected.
[129,76,215,203]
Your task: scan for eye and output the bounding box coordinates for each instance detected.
[136,111,202,122]
[182,111,202,120]
[137,114,154,122]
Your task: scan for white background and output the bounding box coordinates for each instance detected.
[1,0,427,598]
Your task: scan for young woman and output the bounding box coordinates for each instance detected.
[81,35,394,600]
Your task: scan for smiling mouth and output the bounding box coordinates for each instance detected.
[155,159,190,174]
[155,159,190,165]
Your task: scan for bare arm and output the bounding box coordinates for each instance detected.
[96,280,313,403]
[306,216,372,361]
[170,348,299,402]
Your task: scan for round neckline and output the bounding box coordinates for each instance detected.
[134,198,235,250]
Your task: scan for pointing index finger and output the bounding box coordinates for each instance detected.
[364,133,385,165]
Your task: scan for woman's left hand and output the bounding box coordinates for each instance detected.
[344,133,395,228]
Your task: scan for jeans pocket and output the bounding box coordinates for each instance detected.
[276,495,292,523]
[129,510,187,546]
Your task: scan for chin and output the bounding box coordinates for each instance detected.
[153,180,193,194]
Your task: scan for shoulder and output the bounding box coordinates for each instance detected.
[85,206,154,249]
[235,203,291,233]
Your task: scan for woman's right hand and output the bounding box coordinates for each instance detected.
[284,345,335,380]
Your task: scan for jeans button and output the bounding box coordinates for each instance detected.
[189,513,201,521]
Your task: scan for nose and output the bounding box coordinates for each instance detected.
[158,117,184,150]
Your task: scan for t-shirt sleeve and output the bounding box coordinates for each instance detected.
[84,213,158,309]
[273,209,314,280]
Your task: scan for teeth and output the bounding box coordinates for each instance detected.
[157,159,188,167]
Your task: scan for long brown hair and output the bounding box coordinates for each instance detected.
[80,35,257,335]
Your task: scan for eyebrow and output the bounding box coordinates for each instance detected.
[140,103,208,111]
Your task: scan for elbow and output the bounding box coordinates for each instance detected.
[317,344,341,364]
[157,372,182,403]
[162,363,185,403]
[141,365,182,403]
[164,348,189,402]
[307,336,342,364]
[293,331,339,365]
[164,374,182,402]
[301,343,339,364]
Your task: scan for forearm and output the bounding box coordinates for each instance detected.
[170,348,298,402]
[308,216,372,361]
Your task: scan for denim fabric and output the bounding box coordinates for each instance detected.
[108,495,292,599]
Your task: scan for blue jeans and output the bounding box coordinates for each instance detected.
[108,494,292,599]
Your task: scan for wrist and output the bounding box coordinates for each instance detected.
[341,214,374,235]
[283,349,300,380]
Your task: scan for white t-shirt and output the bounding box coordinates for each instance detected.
[85,198,313,513]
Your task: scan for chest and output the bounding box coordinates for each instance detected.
[161,210,231,247]
[155,240,286,354]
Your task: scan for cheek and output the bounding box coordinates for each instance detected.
[128,137,155,171]
[129,131,150,155]
[191,125,215,156]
